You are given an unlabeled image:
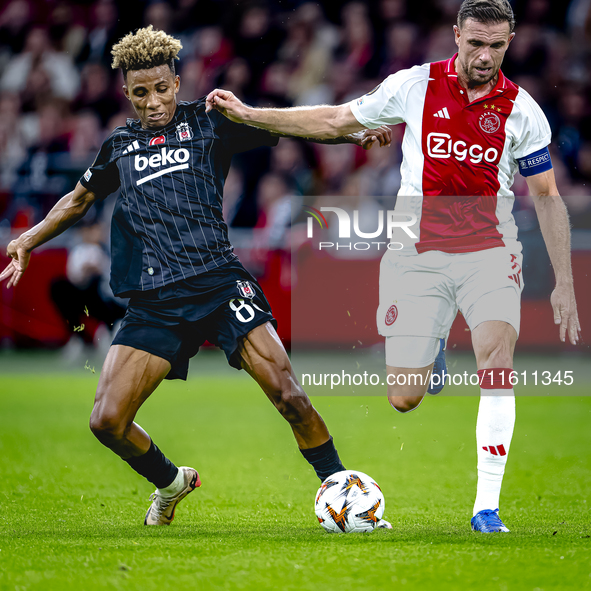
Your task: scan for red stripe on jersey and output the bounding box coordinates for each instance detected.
[418,56,519,254]
[497,444,507,456]
[489,446,498,456]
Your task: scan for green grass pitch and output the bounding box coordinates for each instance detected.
[1,360,590,590]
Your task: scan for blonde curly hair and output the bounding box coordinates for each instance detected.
[111,25,182,77]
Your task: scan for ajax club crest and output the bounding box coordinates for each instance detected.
[479,111,501,134]
[385,304,398,326]
[176,122,193,142]
[236,280,255,299]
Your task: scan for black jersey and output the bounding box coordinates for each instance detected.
[79,99,278,297]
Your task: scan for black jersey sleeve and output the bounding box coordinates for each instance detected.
[217,116,279,154]
[79,132,121,197]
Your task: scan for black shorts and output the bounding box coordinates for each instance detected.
[112,263,276,380]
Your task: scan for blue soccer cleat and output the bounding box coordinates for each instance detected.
[471,509,510,533]
[427,338,447,395]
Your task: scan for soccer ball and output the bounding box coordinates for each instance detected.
[314,470,385,533]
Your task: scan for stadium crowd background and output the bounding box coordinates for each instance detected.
[0,0,590,352]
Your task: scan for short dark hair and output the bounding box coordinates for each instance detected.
[457,0,515,33]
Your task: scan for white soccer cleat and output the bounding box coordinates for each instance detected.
[144,466,201,525]
[376,518,392,529]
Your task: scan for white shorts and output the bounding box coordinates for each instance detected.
[378,247,523,366]
[385,336,441,368]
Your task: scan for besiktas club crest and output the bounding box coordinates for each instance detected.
[479,111,501,134]
[236,280,255,299]
[176,122,194,142]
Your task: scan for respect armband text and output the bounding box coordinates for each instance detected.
[517,146,553,177]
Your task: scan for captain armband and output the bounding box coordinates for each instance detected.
[517,146,553,177]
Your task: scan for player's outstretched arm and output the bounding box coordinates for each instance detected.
[205,88,365,140]
[1,182,100,289]
[527,169,581,345]
[302,126,392,150]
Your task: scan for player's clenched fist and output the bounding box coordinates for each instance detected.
[0,238,31,289]
[359,126,392,150]
[205,89,248,123]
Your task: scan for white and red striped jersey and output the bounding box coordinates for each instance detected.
[350,54,552,255]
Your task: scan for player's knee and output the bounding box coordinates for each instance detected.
[89,407,126,442]
[482,342,513,369]
[388,395,423,414]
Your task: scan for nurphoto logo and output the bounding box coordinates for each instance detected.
[304,206,418,251]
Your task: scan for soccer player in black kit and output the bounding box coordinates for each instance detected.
[1,27,392,526]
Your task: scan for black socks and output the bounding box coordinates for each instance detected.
[125,438,342,488]
[125,440,178,489]
[299,436,345,481]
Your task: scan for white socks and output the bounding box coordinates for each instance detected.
[158,467,185,496]
[473,390,515,516]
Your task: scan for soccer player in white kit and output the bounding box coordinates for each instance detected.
[206,0,581,532]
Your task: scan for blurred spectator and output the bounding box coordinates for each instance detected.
[315,143,357,195]
[12,100,70,221]
[216,57,253,101]
[48,1,86,58]
[433,0,463,23]
[172,0,224,31]
[0,0,31,59]
[0,91,27,190]
[335,2,376,77]
[68,111,103,164]
[424,24,458,62]
[76,0,121,67]
[50,221,125,359]
[232,4,285,89]
[329,60,363,104]
[73,63,120,128]
[556,88,591,177]
[278,3,337,106]
[269,138,313,195]
[502,24,549,80]
[106,109,132,132]
[0,0,31,79]
[379,0,408,25]
[177,26,233,101]
[519,0,569,28]
[144,0,173,33]
[355,141,402,197]
[259,61,292,107]
[380,22,422,77]
[0,26,79,104]
[255,172,292,250]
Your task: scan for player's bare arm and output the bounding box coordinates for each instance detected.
[526,169,580,345]
[1,182,100,289]
[205,89,391,148]
[268,127,392,152]
[205,89,367,141]
[309,127,392,151]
